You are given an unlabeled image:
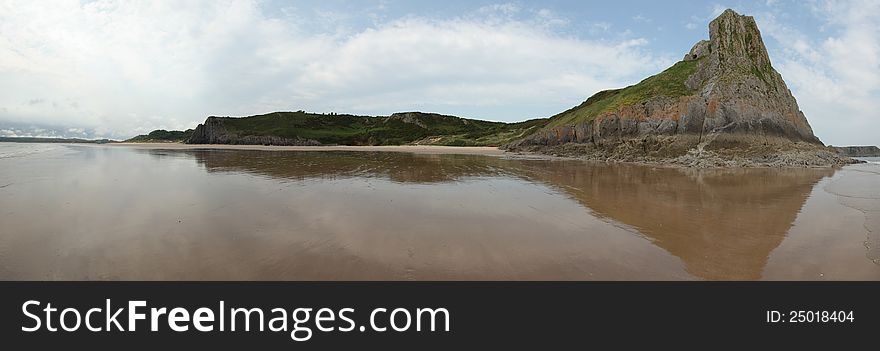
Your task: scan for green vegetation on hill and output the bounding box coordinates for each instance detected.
[133,56,701,147]
[126,129,193,142]
[411,118,549,146]
[209,111,548,146]
[546,58,701,128]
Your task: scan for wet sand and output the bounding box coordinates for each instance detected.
[0,143,878,280]
[112,142,505,156]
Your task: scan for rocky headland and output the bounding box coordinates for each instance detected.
[145,9,857,168]
[829,146,880,157]
[187,116,322,146]
[504,9,855,167]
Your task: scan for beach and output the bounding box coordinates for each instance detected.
[112,142,506,156]
[1,142,877,280]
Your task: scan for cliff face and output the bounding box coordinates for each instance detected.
[508,9,822,155]
[829,146,880,157]
[187,117,322,146]
[691,9,818,143]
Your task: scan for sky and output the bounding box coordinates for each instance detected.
[0,0,877,145]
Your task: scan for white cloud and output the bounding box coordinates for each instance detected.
[477,3,522,16]
[293,18,660,112]
[709,4,728,17]
[0,0,671,138]
[757,0,880,146]
[685,4,728,31]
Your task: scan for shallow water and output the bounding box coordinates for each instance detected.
[856,156,880,164]
[0,142,878,280]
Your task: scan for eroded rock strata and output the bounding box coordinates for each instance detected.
[505,9,853,167]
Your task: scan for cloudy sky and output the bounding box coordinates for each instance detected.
[0,0,877,145]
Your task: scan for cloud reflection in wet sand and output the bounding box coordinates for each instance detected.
[0,145,877,280]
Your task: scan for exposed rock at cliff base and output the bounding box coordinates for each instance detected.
[506,9,847,167]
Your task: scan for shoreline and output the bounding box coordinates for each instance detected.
[504,137,860,169]
[103,142,858,168]
[110,142,506,156]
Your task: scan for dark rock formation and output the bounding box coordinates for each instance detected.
[186,117,322,146]
[829,146,880,157]
[506,9,842,166]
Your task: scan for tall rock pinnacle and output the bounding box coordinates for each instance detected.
[685,9,819,144]
[508,8,832,165]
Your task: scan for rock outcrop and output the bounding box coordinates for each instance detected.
[829,146,880,157]
[187,116,322,146]
[506,9,848,166]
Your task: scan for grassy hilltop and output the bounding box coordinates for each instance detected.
[186,111,548,147]
[545,58,701,129]
[126,129,194,142]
